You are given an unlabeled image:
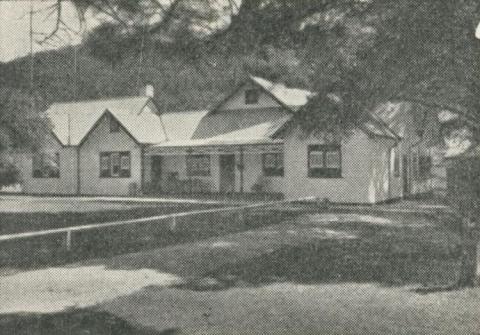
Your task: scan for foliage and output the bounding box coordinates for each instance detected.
[0,161,19,187]
[0,88,47,186]
[0,88,47,151]
[297,0,480,136]
[1,0,479,144]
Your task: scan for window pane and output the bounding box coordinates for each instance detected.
[309,151,324,168]
[100,154,110,171]
[31,152,60,178]
[32,154,42,177]
[308,145,342,178]
[263,153,283,176]
[111,152,120,176]
[325,151,341,168]
[120,152,130,177]
[120,153,130,170]
[264,154,277,168]
[187,155,210,176]
[245,89,259,104]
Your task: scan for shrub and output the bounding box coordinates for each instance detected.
[0,161,19,187]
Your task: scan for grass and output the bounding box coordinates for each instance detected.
[0,207,290,268]
[1,206,477,334]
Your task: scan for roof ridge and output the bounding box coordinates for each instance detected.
[51,95,149,106]
[163,109,209,114]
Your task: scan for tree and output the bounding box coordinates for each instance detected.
[0,88,46,187]
[298,0,480,287]
[14,0,480,287]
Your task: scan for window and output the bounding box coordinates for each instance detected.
[186,154,210,176]
[32,152,60,178]
[391,146,400,177]
[99,152,131,178]
[245,89,259,104]
[262,153,284,177]
[110,117,120,133]
[308,145,342,178]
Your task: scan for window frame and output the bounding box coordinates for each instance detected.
[245,89,260,105]
[99,151,131,178]
[186,154,211,177]
[307,144,342,178]
[262,152,284,177]
[32,152,60,179]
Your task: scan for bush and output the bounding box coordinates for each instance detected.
[0,161,19,187]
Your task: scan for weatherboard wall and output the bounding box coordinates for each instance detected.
[281,128,396,204]
[79,114,142,196]
[219,82,281,110]
[15,134,78,195]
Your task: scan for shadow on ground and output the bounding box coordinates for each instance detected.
[0,309,174,335]
[171,219,462,291]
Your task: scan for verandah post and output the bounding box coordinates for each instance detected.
[239,146,244,194]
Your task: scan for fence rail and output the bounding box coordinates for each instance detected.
[0,197,313,254]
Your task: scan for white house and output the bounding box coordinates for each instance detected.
[13,76,452,203]
[15,95,166,196]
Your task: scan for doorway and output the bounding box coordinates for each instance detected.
[219,154,236,193]
[151,156,162,192]
[402,154,410,197]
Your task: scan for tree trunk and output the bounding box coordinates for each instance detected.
[457,220,479,287]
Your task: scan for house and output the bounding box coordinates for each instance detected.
[14,94,166,196]
[13,76,457,203]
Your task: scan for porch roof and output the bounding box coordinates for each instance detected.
[146,137,283,155]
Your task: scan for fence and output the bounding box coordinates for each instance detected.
[0,198,312,267]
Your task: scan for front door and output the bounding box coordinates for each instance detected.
[151,156,162,192]
[219,154,236,193]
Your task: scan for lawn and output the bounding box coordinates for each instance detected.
[1,207,478,334]
[0,202,223,235]
[0,203,287,268]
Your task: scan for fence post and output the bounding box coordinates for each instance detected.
[237,208,246,224]
[65,230,72,251]
[169,216,177,232]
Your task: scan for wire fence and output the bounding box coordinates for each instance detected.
[0,198,311,267]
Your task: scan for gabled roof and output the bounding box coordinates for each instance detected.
[210,75,314,114]
[362,113,401,141]
[45,96,167,145]
[206,115,290,142]
[249,76,314,111]
[192,107,291,140]
[160,110,209,141]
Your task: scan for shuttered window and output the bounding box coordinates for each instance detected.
[99,152,131,178]
[308,145,342,178]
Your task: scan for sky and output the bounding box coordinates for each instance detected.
[0,1,84,62]
[0,0,238,62]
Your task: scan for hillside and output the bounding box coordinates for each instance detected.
[0,0,477,116]
[0,45,246,113]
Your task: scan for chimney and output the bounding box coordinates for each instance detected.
[140,83,154,98]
